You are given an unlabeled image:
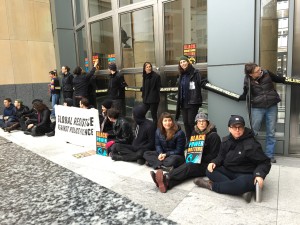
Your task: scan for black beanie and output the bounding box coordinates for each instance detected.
[108,63,117,72]
[102,99,113,109]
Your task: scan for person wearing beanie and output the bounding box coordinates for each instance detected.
[150,112,221,193]
[141,62,161,126]
[175,55,208,141]
[107,63,127,116]
[194,115,271,203]
[109,104,156,164]
[99,99,113,133]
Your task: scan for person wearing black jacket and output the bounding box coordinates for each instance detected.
[73,59,98,107]
[107,63,127,116]
[110,104,155,164]
[5,99,29,132]
[61,66,74,100]
[141,62,161,126]
[239,63,286,163]
[150,112,221,193]
[19,99,42,131]
[175,55,207,141]
[194,115,271,203]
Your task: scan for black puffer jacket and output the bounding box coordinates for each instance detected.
[112,117,134,144]
[239,70,285,108]
[175,65,207,120]
[141,71,161,104]
[62,72,74,92]
[212,127,271,179]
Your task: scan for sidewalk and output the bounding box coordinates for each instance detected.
[1,129,300,225]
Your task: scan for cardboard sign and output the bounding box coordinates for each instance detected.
[185,134,205,164]
[73,150,96,158]
[96,131,108,156]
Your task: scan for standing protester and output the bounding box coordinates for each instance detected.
[194,115,271,203]
[61,66,74,100]
[239,63,286,163]
[175,55,207,141]
[0,98,17,129]
[49,70,60,118]
[5,99,29,133]
[150,112,221,193]
[143,112,186,172]
[107,63,127,116]
[141,62,161,126]
[73,59,98,107]
[110,104,155,164]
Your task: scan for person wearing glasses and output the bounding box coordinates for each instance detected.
[149,112,221,193]
[238,63,286,163]
[194,115,271,203]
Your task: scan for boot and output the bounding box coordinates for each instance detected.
[155,169,169,193]
[5,123,20,133]
[193,178,213,190]
[242,192,253,203]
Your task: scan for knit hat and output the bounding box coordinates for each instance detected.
[228,115,245,127]
[179,55,189,62]
[195,112,209,122]
[64,98,73,106]
[102,99,113,109]
[108,63,117,71]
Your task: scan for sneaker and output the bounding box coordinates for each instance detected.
[137,158,145,165]
[270,157,276,163]
[242,192,253,203]
[155,169,168,193]
[150,171,158,187]
[193,178,212,190]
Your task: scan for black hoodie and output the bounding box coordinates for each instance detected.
[132,104,155,150]
[212,127,271,179]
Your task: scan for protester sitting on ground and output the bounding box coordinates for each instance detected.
[5,99,29,133]
[99,99,113,133]
[193,115,271,203]
[46,98,73,137]
[106,108,134,152]
[79,98,94,109]
[143,112,186,172]
[110,104,155,165]
[19,99,43,131]
[0,98,17,129]
[24,101,52,136]
[150,112,221,193]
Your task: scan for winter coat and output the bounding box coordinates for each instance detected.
[212,127,271,179]
[141,71,161,104]
[239,70,285,108]
[36,108,51,129]
[175,65,207,120]
[62,72,74,92]
[73,67,96,97]
[15,105,30,119]
[191,122,221,164]
[107,71,127,100]
[155,126,186,156]
[3,103,17,121]
[112,117,134,144]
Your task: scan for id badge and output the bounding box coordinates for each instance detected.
[189,81,195,90]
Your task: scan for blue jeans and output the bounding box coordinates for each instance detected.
[51,94,60,117]
[251,105,277,158]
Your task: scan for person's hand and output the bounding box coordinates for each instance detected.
[158,153,166,161]
[254,177,264,189]
[93,59,99,67]
[3,116,9,120]
[207,163,216,172]
[27,124,34,129]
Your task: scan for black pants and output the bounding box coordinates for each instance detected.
[168,162,208,189]
[111,143,148,161]
[19,117,38,131]
[63,91,73,100]
[181,106,199,141]
[143,151,185,169]
[144,103,159,126]
[206,166,255,195]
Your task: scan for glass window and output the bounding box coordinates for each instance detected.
[119,0,146,7]
[76,27,87,69]
[89,0,112,17]
[91,18,115,70]
[120,7,155,68]
[74,0,85,25]
[260,0,289,126]
[164,0,207,65]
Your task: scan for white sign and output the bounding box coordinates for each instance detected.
[55,105,100,149]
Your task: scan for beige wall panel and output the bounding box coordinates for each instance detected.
[0,0,9,39]
[34,0,49,3]
[0,40,14,84]
[10,40,32,84]
[48,43,56,71]
[7,0,28,40]
[28,41,54,83]
[25,0,53,42]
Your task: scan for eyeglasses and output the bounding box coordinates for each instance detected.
[230,126,244,131]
